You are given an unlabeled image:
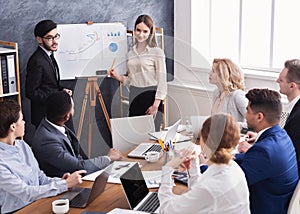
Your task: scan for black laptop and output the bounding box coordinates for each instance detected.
[60,171,109,208]
[120,163,160,213]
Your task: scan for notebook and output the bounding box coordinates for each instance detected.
[120,163,160,213]
[127,119,181,158]
[60,171,109,208]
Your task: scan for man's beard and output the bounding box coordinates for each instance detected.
[42,40,57,51]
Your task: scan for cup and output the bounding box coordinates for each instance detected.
[145,151,160,163]
[52,199,69,214]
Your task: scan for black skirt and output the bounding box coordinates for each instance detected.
[129,85,164,131]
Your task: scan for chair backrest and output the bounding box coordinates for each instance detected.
[288,180,300,214]
[110,115,155,153]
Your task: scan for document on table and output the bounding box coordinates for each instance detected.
[82,162,162,188]
[148,131,191,142]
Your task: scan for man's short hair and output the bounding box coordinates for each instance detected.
[246,88,282,124]
[0,100,20,138]
[34,19,57,37]
[46,91,72,122]
[284,59,300,89]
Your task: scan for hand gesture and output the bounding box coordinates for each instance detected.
[108,68,123,82]
[166,146,197,169]
[107,148,123,161]
[64,170,87,188]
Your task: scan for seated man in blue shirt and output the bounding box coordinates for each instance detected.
[0,99,86,214]
[32,91,122,177]
[235,88,299,214]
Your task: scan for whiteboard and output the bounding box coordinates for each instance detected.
[56,23,127,79]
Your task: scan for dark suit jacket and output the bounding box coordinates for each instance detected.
[235,125,299,214]
[31,119,110,177]
[284,99,300,176]
[25,47,61,126]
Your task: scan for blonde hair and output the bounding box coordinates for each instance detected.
[200,113,240,164]
[213,58,245,92]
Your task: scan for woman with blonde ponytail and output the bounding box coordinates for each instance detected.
[158,114,250,214]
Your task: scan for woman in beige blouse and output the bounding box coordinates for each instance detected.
[110,14,167,130]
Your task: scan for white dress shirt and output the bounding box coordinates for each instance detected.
[158,159,250,214]
[286,94,300,113]
[0,140,67,213]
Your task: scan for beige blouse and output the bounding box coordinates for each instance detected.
[123,45,167,100]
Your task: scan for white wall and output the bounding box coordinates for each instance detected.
[167,0,283,125]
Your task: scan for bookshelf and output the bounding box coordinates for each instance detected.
[0,41,21,108]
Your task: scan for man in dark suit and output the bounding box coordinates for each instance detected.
[235,88,298,214]
[31,91,122,177]
[276,59,300,176]
[26,19,72,127]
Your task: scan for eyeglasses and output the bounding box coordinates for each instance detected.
[42,33,60,42]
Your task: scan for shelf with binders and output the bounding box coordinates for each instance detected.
[0,41,21,108]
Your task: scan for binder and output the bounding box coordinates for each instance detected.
[1,55,9,94]
[0,60,3,95]
[6,54,16,93]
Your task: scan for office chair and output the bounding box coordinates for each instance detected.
[110,115,155,153]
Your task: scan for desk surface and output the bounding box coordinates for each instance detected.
[16,150,188,214]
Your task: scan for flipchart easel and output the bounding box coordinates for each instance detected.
[77,76,111,158]
[75,21,112,158]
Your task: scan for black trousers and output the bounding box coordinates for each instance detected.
[129,86,164,131]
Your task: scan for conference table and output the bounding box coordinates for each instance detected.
[15,147,189,214]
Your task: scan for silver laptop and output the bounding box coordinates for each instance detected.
[127,119,181,158]
[120,163,160,213]
[60,171,109,208]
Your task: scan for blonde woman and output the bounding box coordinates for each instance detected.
[209,58,247,125]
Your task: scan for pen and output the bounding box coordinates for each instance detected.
[108,57,116,77]
[110,57,116,70]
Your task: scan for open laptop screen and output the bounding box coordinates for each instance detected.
[120,163,149,209]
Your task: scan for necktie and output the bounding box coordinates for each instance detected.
[65,128,72,142]
[279,111,290,128]
[50,53,60,83]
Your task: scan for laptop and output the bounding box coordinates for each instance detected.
[127,119,181,158]
[111,115,155,153]
[120,163,160,213]
[60,171,109,208]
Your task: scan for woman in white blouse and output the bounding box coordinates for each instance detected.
[110,14,167,130]
[209,58,247,126]
[158,113,250,214]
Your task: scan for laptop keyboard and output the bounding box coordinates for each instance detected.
[70,188,91,206]
[138,193,160,213]
[142,144,162,155]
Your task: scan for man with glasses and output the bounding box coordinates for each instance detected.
[26,19,72,128]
